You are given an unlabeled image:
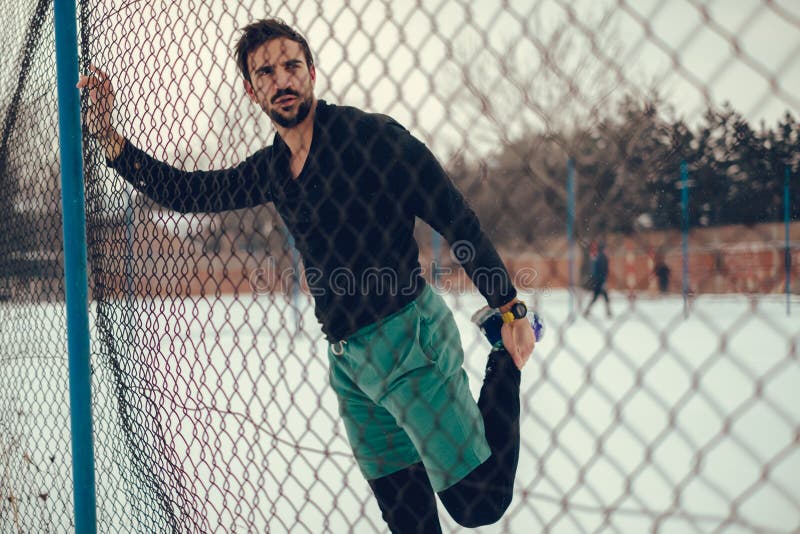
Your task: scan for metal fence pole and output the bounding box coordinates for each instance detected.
[54,0,98,532]
[431,228,442,286]
[681,161,690,318]
[286,230,302,328]
[567,157,576,317]
[786,165,792,316]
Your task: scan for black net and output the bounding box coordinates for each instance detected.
[0,0,73,532]
[2,1,800,533]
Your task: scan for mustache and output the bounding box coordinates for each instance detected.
[272,89,300,103]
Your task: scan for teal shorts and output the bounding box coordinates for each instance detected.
[327,285,491,492]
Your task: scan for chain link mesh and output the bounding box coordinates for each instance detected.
[2,0,799,532]
[0,0,75,531]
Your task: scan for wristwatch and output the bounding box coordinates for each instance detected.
[500,300,527,323]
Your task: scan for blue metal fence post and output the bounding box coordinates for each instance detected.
[567,158,575,317]
[54,0,98,532]
[286,231,302,328]
[125,191,135,297]
[681,161,690,319]
[431,228,442,287]
[786,165,792,316]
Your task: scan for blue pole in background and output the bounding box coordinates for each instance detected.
[125,193,135,297]
[786,165,792,316]
[431,229,442,287]
[287,232,302,328]
[54,0,98,532]
[567,158,575,317]
[681,161,690,319]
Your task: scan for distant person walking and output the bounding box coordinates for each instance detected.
[653,255,671,294]
[584,242,612,318]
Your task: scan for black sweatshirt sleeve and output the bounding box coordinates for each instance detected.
[382,120,517,308]
[107,140,273,213]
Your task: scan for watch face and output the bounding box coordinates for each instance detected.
[511,302,527,319]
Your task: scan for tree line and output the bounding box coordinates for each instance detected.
[447,96,800,249]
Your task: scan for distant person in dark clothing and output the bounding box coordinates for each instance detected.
[653,257,671,294]
[584,242,611,318]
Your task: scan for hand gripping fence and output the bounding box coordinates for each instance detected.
[1,1,799,533]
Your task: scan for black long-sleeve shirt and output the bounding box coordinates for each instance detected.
[109,100,516,341]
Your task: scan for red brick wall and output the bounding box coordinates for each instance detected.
[423,221,800,295]
[98,220,800,297]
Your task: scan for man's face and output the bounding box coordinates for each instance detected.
[245,37,316,128]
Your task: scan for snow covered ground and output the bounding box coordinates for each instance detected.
[7,290,800,533]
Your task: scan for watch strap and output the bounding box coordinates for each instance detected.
[500,301,527,323]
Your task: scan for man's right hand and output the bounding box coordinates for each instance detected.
[76,65,125,161]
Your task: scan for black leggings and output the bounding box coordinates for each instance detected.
[589,281,609,305]
[367,350,521,533]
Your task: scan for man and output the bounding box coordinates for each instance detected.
[78,18,536,532]
[584,241,612,318]
[653,254,671,294]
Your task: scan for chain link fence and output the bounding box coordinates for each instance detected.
[0,0,74,531]
[2,0,799,532]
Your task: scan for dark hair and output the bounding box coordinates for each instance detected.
[234,18,314,84]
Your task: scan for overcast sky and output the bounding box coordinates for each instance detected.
[268,0,800,154]
[608,0,800,123]
[82,0,800,163]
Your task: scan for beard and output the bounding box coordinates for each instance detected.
[269,95,313,128]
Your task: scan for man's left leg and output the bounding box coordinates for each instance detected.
[401,288,521,528]
[436,348,521,527]
[601,286,612,316]
[331,286,523,530]
[584,283,601,316]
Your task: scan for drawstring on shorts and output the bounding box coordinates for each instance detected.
[331,339,347,356]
